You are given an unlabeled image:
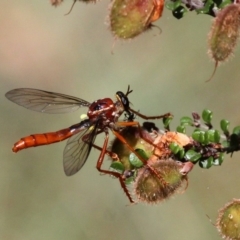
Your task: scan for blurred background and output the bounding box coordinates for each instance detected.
[1,1,240,239]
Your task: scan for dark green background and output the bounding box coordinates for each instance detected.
[1,1,240,239]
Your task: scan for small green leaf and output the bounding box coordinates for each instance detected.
[125,176,135,185]
[163,116,172,129]
[202,109,213,124]
[110,161,125,174]
[232,126,240,136]
[214,130,221,143]
[135,149,148,160]
[204,131,210,144]
[179,148,185,159]
[192,130,200,141]
[192,130,205,143]
[220,119,230,133]
[199,157,213,169]
[180,116,193,126]
[212,153,224,166]
[166,1,176,10]
[176,125,186,133]
[196,0,214,14]
[170,142,180,154]
[185,150,202,162]
[222,140,229,148]
[206,129,216,143]
[166,0,181,10]
[129,149,148,168]
[199,131,205,143]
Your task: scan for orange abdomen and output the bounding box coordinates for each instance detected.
[12,128,73,153]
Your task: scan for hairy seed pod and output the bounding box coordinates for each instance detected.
[109,0,164,39]
[134,159,188,204]
[216,199,240,240]
[207,4,240,81]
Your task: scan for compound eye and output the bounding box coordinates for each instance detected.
[93,104,102,111]
[121,96,128,106]
[116,91,129,109]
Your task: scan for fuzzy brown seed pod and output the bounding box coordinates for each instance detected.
[216,198,240,240]
[207,4,240,81]
[134,159,188,204]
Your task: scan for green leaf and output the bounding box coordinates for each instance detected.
[220,119,230,133]
[110,161,125,174]
[166,1,176,10]
[202,109,213,124]
[170,142,180,154]
[129,149,148,168]
[192,130,205,143]
[232,126,240,136]
[163,116,172,129]
[214,130,221,143]
[204,131,210,144]
[166,0,181,10]
[212,153,224,166]
[180,116,193,126]
[196,0,214,14]
[135,149,148,160]
[176,125,186,133]
[204,129,220,144]
[125,176,135,185]
[222,140,229,148]
[185,150,202,162]
[199,157,213,169]
[179,148,185,159]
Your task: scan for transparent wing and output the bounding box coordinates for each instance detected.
[63,122,99,176]
[5,88,91,113]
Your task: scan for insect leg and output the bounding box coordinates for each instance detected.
[94,132,135,203]
[113,122,168,187]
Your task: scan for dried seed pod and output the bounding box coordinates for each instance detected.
[109,0,164,39]
[207,4,240,81]
[216,199,240,239]
[134,159,188,204]
[151,131,192,161]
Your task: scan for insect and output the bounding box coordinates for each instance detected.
[6,86,170,203]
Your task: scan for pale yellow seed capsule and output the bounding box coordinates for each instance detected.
[216,199,240,240]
